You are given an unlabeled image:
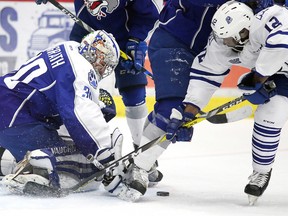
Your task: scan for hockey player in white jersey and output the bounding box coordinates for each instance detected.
[0,30,127,197]
[209,1,288,205]
[166,1,288,205]
[120,0,288,203]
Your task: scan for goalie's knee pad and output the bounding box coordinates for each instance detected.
[28,149,60,188]
[0,147,16,176]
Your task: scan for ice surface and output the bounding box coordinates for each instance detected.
[1,118,288,216]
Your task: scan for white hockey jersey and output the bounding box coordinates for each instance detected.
[0,41,112,157]
[183,5,288,109]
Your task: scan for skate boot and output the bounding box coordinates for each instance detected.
[148,160,163,187]
[117,163,149,202]
[133,144,163,186]
[244,169,272,205]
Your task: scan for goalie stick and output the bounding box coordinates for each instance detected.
[64,95,247,193]
[46,0,154,79]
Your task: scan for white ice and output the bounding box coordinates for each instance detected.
[1,117,288,216]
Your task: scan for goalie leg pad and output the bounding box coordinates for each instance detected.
[0,147,16,176]
[2,173,66,197]
[29,149,60,188]
[2,173,52,196]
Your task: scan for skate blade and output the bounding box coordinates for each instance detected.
[248,194,259,206]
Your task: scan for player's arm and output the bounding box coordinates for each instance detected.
[166,36,232,142]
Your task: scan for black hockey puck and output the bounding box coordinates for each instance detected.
[156,191,169,196]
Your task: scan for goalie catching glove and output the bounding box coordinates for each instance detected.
[166,105,194,143]
[99,88,116,122]
[237,71,277,105]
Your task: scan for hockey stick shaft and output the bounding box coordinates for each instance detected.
[47,0,154,79]
[184,95,246,128]
[68,95,246,192]
[69,135,162,192]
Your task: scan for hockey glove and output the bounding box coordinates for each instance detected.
[166,105,194,143]
[35,0,47,4]
[238,73,277,105]
[99,88,116,122]
[243,81,277,105]
[121,38,147,75]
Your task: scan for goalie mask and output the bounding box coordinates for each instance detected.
[79,30,120,80]
[211,1,254,43]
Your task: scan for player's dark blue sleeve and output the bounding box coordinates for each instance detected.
[187,0,228,7]
[126,0,159,40]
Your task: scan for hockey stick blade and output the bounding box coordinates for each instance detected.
[206,105,253,124]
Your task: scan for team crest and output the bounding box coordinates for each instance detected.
[85,0,119,20]
[88,70,98,89]
[226,16,233,24]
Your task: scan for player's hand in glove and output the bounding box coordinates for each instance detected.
[99,88,116,122]
[121,38,147,75]
[237,71,277,105]
[166,105,194,143]
[35,0,47,4]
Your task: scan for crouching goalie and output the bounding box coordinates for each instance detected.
[0,30,131,198]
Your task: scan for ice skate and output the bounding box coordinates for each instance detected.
[148,161,163,187]
[244,169,272,205]
[116,163,148,202]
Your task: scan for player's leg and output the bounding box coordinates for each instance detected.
[115,60,148,148]
[0,122,66,162]
[244,95,288,205]
[118,27,194,201]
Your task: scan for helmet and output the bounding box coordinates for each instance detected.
[211,1,254,41]
[79,30,120,80]
[274,0,288,6]
[239,0,274,13]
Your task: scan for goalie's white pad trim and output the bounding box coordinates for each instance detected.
[0,149,16,176]
[1,174,49,194]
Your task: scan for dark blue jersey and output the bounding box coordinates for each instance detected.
[158,0,227,55]
[71,0,160,49]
